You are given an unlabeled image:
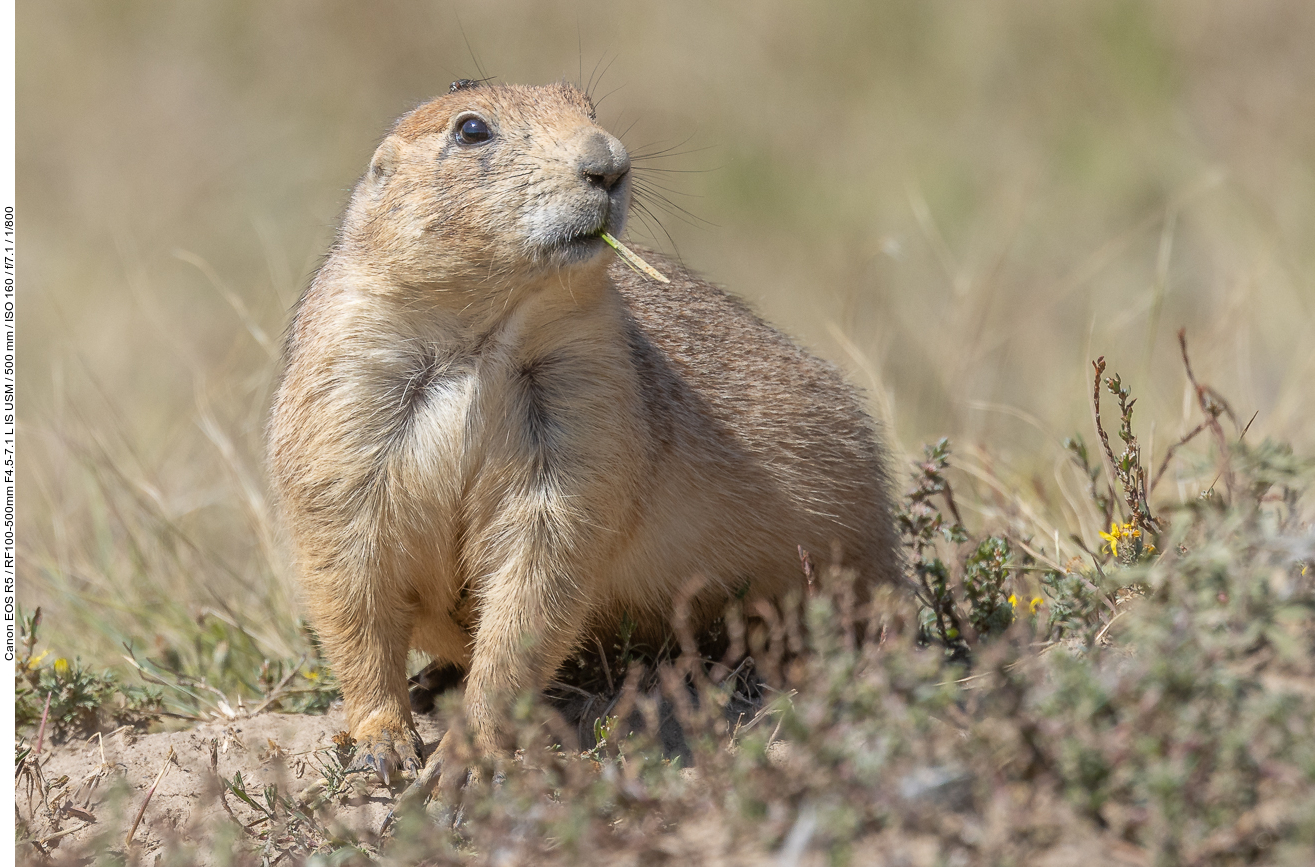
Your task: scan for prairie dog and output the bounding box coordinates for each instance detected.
[267,80,901,779]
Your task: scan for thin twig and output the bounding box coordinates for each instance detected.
[72,732,112,807]
[545,680,595,700]
[592,636,614,695]
[211,739,256,837]
[1091,358,1119,498]
[120,650,209,709]
[940,476,967,529]
[1179,329,1237,499]
[28,823,96,848]
[1179,329,1239,428]
[250,655,308,716]
[31,753,52,814]
[1094,609,1130,646]
[1150,418,1210,493]
[34,692,52,754]
[798,546,816,595]
[1240,410,1258,440]
[1068,534,1108,582]
[1092,357,1160,537]
[125,746,175,849]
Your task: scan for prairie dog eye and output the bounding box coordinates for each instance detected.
[456,115,492,145]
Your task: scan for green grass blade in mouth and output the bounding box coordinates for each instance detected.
[600,232,670,284]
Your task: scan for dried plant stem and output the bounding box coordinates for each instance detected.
[1092,357,1118,494]
[592,636,614,694]
[798,546,816,595]
[1150,418,1211,494]
[210,738,255,836]
[1091,357,1158,538]
[125,746,176,849]
[34,691,52,754]
[250,654,308,716]
[1178,329,1238,499]
[29,823,95,849]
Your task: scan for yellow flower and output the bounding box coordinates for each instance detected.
[53,657,70,677]
[1098,524,1119,557]
[1030,596,1044,615]
[26,650,49,671]
[1099,522,1140,558]
[1007,593,1018,608]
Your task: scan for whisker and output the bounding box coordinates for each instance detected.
[588,52,620,100]
[631,200,683,255]
[586,53,607,98]
[633,177,703,200]
[629,207,666,250]
[593,82,627,111]
[633,184,713,228]
[631,165,717,175]
[628,135,715,162]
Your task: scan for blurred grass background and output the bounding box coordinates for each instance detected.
[16,1,1315,677]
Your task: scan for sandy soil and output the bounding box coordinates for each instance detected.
[17,709,450,863]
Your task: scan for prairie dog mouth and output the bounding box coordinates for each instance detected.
[563,225,606,245]
[532,206,614,263]
[520,174,629,265]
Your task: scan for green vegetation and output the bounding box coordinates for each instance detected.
[14,609,164,742]
[15,605,338,739]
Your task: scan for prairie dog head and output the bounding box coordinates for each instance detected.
[343,81,631,288]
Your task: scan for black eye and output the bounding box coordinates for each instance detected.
[457,116,491,144]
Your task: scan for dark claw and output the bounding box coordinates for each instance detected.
[346,727,424,787]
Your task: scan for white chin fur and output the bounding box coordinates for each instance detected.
[517,186,630,257]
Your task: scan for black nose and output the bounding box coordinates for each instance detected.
[578,131,630,192]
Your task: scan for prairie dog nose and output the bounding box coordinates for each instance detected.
[578,130,630,191]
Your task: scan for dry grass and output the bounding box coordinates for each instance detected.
[14,1,1315,863]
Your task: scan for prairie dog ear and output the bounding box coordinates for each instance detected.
[367,138,402,188]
